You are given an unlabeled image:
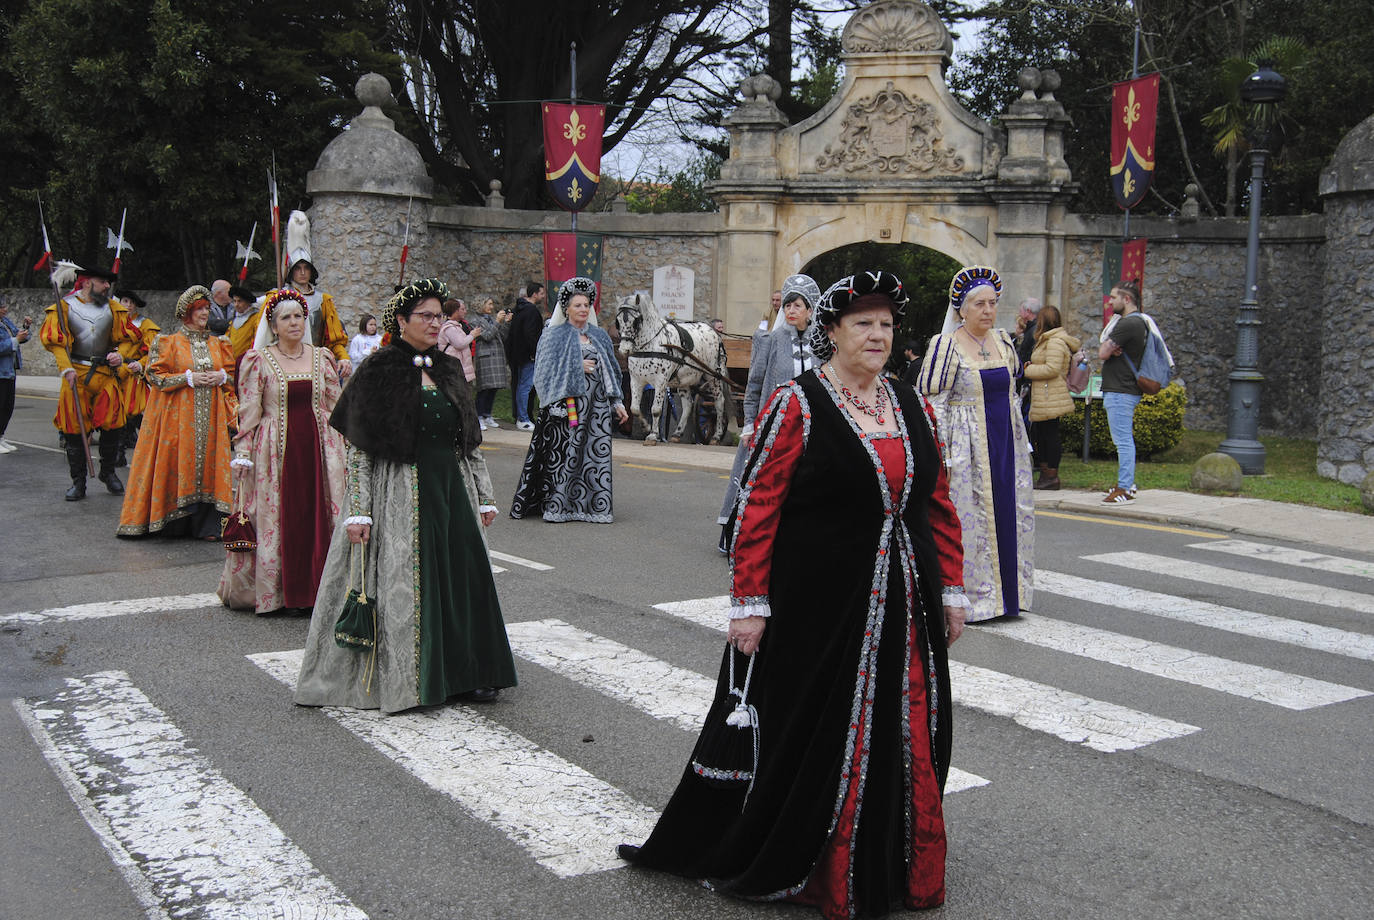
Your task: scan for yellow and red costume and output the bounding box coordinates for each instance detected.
[120,316,161,419]
[40,293,138,435]
[117,320,238,537]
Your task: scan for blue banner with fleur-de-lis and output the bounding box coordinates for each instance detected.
[1109,74,1160,209]
[543,102,605,212]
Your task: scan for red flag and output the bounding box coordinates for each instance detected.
[1110,74,1160,209]
[544,232,577,286]
[542,103,605,212]
[1121,238,1147,291]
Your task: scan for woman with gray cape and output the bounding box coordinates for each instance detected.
[295,278,516,713]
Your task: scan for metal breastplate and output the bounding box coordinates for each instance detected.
[301,289,325,345]
[66,296,113,359]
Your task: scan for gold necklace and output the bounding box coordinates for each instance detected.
[277,343,306,360]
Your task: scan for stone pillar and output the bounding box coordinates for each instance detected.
[1316,113,1374,484]
[306,73,434,328]
[992,66,1073,319]
[709,75,788,334]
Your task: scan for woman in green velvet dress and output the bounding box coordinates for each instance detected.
[295,278,517,713]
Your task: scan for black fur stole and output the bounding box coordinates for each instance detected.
[329,340,482,463]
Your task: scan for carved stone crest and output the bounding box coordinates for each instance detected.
[816,82,965,175]
[842,0,952,56]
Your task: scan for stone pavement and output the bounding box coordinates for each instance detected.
[19,374,1373,555]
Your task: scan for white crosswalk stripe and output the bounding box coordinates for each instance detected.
[1039,570,1374,662]
[1190,539,1374,581]
[947,661,1201,752]
[248,649,658,878]
[1,593,222,627]
[14,671,367,920]
[984,614,1368,710]
[1083,551,1374,615]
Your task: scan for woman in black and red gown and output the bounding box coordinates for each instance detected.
[619,270,968,919]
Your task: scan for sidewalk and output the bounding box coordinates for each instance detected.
[23,373,1371,554]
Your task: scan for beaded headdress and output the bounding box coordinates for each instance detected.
[550,276,600,327]
[779,273,821,311]
[809,270,908,361]
[382,278,451,336]
[175,285,212,320]
[264,288,309,325]
[947,265,1001,313]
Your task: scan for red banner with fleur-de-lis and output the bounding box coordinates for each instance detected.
[1110,73,1160,209]
[543,102,606,212]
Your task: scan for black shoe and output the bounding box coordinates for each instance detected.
[457,687,500,703]
[616,844,641,862]
[65,480,87,501]
[98,470,125,495]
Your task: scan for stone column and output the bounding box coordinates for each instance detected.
[992,66,1072,318]
[709,75,789,334]
[1316,113,1374,485]
[306,73,435,328]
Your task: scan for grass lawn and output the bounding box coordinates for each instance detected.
[1056,429,1370,514]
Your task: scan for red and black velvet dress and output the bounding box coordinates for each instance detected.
[621,369,965,920]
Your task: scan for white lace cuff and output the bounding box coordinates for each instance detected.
[344,515,373,526]
[216,369,228,385]
[184,369,195,388]
[741,423,755,438]
[729,597,771,619]
[478,504,498,514]
[941,587,969,609]
[230,457,253,470]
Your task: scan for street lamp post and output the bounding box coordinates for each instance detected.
[1219,61,1287,474]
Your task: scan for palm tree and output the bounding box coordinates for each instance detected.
[1202,36,1306,216]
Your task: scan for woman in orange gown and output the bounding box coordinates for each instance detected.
[116,286,237,539]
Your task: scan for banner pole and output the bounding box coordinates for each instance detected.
[570,41,578,235]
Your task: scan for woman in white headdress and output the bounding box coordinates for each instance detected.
[916,265,1034,622]
[510,277,628,523]
[715,273,820,553]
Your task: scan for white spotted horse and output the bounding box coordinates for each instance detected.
[614,292,730,445]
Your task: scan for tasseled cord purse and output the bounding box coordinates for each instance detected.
[690,647,760,799]
[333,542,377,694]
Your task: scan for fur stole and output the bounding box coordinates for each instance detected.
[329,340,481,463]
[532,323,623,405]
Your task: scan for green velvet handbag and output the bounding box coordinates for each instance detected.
[334,542,377,693]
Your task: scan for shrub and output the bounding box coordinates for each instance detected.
[1059,382,1187,459]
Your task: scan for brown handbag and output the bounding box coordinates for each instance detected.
[221,482,257,552]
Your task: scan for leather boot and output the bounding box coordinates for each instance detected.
[97,434,125,495]
[1035,467,1061,490]
[64,436,87,501]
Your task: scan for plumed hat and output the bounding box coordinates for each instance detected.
[382,278,450,336]
[175,285,212,320]
[284,210,317,283]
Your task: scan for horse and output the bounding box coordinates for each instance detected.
[614,291,730,445]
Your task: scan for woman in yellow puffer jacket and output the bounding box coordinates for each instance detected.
[1022,305,1081,489]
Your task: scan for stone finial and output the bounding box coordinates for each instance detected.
[1039,69,1061,101]
[841,0,953,57]
[1180,183,1200,221]
[612,192,629,214]
[486,179,504,209]
[352,73,397,130]
[739,73,782,103]
[1017,66,1042,102]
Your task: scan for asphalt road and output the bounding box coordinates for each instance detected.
[2,392,1371,920]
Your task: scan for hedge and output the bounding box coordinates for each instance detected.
[1059,382,1187,459]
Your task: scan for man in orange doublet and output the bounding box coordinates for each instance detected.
[40,264,141,500]
[115,290,160,467]
[116,286,238,539]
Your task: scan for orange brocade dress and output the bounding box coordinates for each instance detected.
[116,329,237,537]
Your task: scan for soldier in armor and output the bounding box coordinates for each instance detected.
[260,210,352,377]
[40,264,141,499]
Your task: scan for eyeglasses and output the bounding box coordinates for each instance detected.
[407,311,444,325]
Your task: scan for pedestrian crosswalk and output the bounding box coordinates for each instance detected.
[10,534,1374,915]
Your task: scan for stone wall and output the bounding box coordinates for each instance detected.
[1316,194,1374,483]
[1060,214,1326,437]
